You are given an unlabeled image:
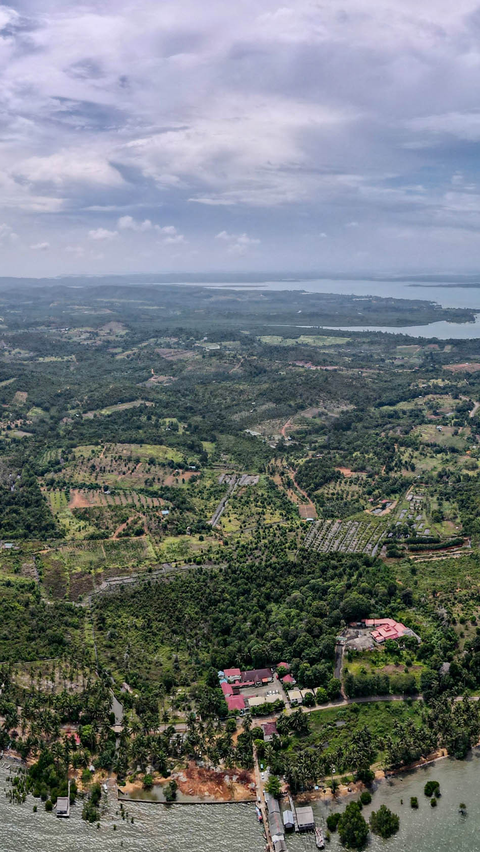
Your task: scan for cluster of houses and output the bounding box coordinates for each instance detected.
[218,663,295,714]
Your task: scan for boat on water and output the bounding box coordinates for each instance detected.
[315,826,325,849]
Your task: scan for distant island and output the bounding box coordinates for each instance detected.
[409,282,480,289]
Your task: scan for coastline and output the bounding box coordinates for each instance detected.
[118,761,256,805]
[294,748,450,808]
[0,740,464,811]
[117,747,453,809]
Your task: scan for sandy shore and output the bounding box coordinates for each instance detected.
[119,762,256,804]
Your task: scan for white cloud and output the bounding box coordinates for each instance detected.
[118,215,153,231]
[65,245,85,255]
[88,228,118,240]
[155,224,186,244]
[215,230,260,255]
[406,111,480,143]
[30,242,50,251]
[0,224,18,244]
[13,152,124,188]
[113,221,190,244]
[163,233,185,244]
[1,0,480,271]
[124,96,356,208]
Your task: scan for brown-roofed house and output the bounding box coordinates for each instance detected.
[262,722,278,742]
[241,668,273,685]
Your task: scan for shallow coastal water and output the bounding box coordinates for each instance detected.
[318,315,480,339]
[3,753,480,851]
[288,751,480,852]
[0,764,264,852]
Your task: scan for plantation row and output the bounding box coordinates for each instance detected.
[46,488,163,510]
[303,517,386,555]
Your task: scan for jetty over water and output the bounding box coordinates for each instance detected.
[265,793,287,852]
[55,780,71,817]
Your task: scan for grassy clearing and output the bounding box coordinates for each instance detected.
[303,700,423,766]
[344,648,426,686]
[37,355,76,362]
[259,334,349,346]
[413,424,469,449]
[395,553,480,597]
[158,534,215,562]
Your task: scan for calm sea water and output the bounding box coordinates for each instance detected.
[2,754,480,851]
[288,752,480,852]
[200,278,480,311]
[199,278,480,339]
[318,317,480,339]
[0,764,264,852]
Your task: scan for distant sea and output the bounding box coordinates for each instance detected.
[198,278,480,339]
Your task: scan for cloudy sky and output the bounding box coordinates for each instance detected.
[2,0,480,275]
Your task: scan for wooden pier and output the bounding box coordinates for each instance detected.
[56,780,71,818]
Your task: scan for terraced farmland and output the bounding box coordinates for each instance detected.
[303,517,386,555]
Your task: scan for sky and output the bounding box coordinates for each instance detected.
[3,1,480,275]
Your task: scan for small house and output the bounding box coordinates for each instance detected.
[262,722,278,742]
[56,796,70,818]
[287,688,303,705]
[226,694,245,714]
[241,668,273,686]
[223,667,242,682]
[296,805,315,832]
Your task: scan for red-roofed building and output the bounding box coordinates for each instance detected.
[281,674,295,685]
[364,618,410,644]
[226,694,246,713]
[221,681,234,697]
[232,680,254,692]
[262,722,278,742]
[64,729,81,746]
[223,667,242,682]
[277,662,290,671]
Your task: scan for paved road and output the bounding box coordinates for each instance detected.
[209,476,238,527]
[291,693,425,716]
[470,400,480,419]
[334,643,344,684]
[250,693,426,727]
[111,694,124,726]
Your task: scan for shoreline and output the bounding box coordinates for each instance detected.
[118,792,257,806]
[0,743,466,810]
[117,748,453,809]
[295,748,451,807]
